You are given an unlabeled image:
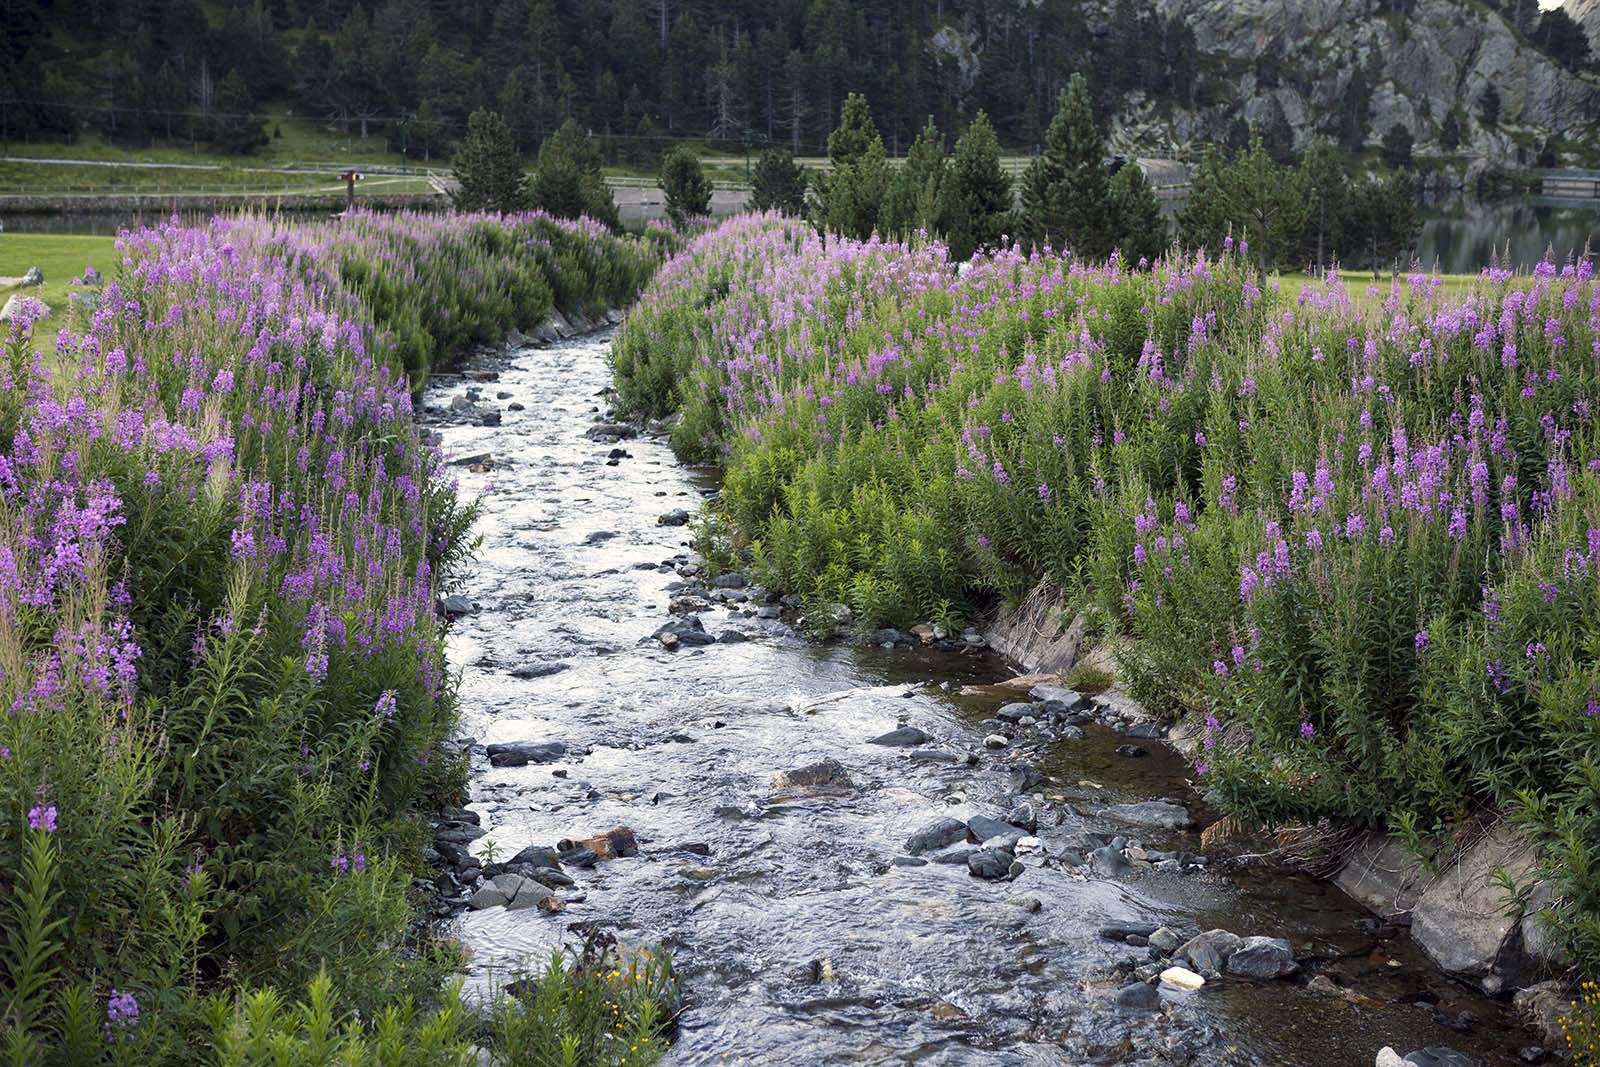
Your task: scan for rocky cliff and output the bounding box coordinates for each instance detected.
[1110,0,1600,163]
[1570,0,1600,53]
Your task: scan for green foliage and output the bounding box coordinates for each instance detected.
[451,108,528,213]
[615,212,1600,977]
[815,94,891,240]
[1297,139,1351,268]
[659,146,712,226]
[881,117,947,242]
[488,945,678,1067]
[530,119,621,230]
[750,147,808,217]
[939,112,1011,261]
[1381,122,1415,169]
[1480,84,1502,128]
[1016,73,1113,258]
[1346,170,1421,273]
[1108,163,1168,265]
[1178,130,1308,273]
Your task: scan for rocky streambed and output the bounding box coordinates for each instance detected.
[418,330,1551,1066]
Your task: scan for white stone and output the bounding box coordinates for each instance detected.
[982,734,1008,748]
[1375,1048,1407,1067]
[1158,966,1205,991]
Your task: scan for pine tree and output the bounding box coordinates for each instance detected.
[1108,163,1167,265]
[660,145,711,225]
[750,146,808,216]
[939,111,1011,261]
[1297,139,1350,269]
[881,116,946,240]
[815,93,889,240]
[1016,73,1112,259]
[1479,84,1501,128]
[1347,170,1419,275]
[1381,123,1414,169]
[1440,110,1462,151]
[451,108,527,213]
[1175,145,1231,254]
[210,68,266,154]
[528,118,619,228]
[1227,130,1310,275]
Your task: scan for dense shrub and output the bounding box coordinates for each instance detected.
[0,208,666,1061]
[616,212,1600,977]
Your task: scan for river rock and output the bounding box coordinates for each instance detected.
[868,726,934,747]
[585,423,636,440]
[486,740,568,767]
[1029,684,1087,710]
[479,410,501,426]
[1090,846,1130,875]
[982,733,1008,748]
[1114,981,1161,1013]
[1410,821,1538,980]
[1148,926,1183,953]
[510,662,568,679]
[930,846,973,865]
[1401,1049,1475,1067]
[905,817,967,854]
[1177,929,1243,976]
[557,826,638,860]
[910,749,958,764]
[769,757,854,802]
[1225,935,1299,978]
[658,509,691,526]
[1377,1050,1407,1067]
[967,814,1026,845]
[967,848,1018,880]
[1099,922,1159,941]
[1009,894,1043,913]
[469,873,554,911]
[1159,966,1205,990]
[1004,800,1038,833]
[1102,801,1195,831]
[439,594,474,617]
[996,702,1038,723]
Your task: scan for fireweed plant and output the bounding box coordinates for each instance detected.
[0,210,669,1063]
[615,212,1600,978]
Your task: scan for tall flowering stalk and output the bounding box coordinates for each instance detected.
[620,217,1600,975]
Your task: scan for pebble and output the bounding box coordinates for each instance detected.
[982,733,1009,748]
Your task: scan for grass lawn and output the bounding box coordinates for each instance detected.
[0,233,120,313]
[1272,268,1483,309]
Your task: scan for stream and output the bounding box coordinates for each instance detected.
[422,330,1537,1066]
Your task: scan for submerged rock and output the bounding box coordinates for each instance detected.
[1225,935,1299,979]
[486,740,568,767]
[967,848,1021,880]
[904,817,967,854]
[868,726,934,747]
[769,757,854,802]
[1102,801,1195,831]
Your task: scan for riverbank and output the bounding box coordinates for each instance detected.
[420,320,1547,1064]
[611,214,1599,1036]
[0,210,668,1063]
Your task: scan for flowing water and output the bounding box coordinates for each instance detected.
[425,331,1538,1066]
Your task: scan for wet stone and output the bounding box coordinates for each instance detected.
[909,749,958,764]
[585,423,636,439]
[1114,744,1148,758]
[1401,1049,1476,1067]
[510,663,568,680]
[1090,846,1130,875]
[486,740,568,767]
[869,725,934,747]
[769,757,854,802]
[968,848,1018,880]
[982,733,1009,749]
[658,509,691,526]
[1102,801,1195,831]
[1226,935,1299,979]
[995,702,1039,723]
[440,594,474,617]
[1114,981,1161,1013]
[905,817,967,854]
[891,855,928,868]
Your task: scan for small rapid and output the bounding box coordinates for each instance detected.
[424,331,1534,1066]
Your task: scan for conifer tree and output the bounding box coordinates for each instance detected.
[815,93,890,240]
[660,145,711,225]
[451,108,526,213]
[1108,162,1167,264]
[940,111,1011,261]
[881,116,946,241]
[750,147,809,216]
[1016,73,1112,258]
[528,118,620,228]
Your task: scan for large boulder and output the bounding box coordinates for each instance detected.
[1409,821,1538,980]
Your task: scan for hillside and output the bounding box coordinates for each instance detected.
[0,0,1592,167]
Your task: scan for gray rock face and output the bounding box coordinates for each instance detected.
[1410,821,1537,979]
[1128,0,1600,161]
[1102,801,1195,831]
[1225,935,1299,979]
[904,817,968,854]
